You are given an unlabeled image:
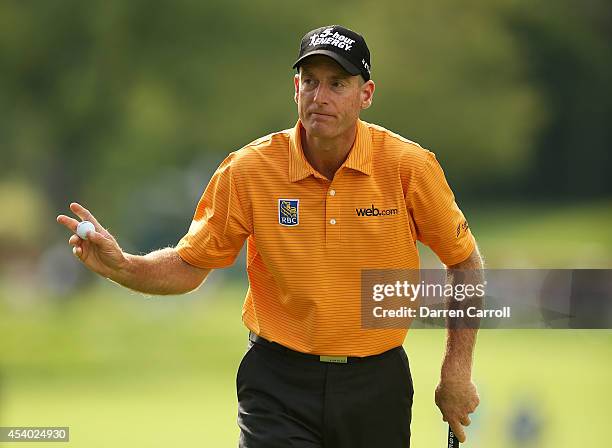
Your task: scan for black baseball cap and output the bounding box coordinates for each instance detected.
[292,25,371,81]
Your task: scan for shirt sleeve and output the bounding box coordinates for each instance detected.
[406,150,475,266]
[176,153,252,269]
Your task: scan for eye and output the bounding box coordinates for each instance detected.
[301,78,317,89]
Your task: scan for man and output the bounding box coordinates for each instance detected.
[58,25,481,447]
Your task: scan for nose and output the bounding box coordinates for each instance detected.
[313,83,330,105]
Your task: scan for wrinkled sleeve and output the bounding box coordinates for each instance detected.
[176,154,252,268]
[407,150,475,266]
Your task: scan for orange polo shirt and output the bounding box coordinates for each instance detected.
[176,119,475,356]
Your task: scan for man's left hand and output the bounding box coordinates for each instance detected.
[435,379,480,443]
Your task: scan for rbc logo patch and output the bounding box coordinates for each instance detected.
[278,199,299,226]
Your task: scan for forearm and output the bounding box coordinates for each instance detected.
[441,325,478,381]
[110,247,210,296]
[442,246,484,381]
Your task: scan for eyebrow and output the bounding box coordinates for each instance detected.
[301,69,351,81]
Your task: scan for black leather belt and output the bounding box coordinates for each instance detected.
[248,331,400,364]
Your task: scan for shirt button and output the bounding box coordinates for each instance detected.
[329,218,336,225]
[329,189,336,196]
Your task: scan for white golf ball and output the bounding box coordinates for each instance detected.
[76,220,95,240]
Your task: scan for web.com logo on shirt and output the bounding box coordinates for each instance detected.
[355,204,398,217]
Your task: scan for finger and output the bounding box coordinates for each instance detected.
[69,234,81,246]
[449,421,466,443]
[57,215,79,232]
[459,415,471,427]
[472,396,481,409]
[70,202,102,228]
[87,230,108,246]
[72,245,82,258]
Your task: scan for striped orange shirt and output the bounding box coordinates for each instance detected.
[176,119,475,356]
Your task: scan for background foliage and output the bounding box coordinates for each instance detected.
[0,0,610,446]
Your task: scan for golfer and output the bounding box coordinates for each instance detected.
[58,25,482,447]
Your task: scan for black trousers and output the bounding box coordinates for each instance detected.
[236,333,413,448]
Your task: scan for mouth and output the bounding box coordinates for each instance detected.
[310,112,335,119]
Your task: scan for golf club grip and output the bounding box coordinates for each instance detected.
[448,426,460,448]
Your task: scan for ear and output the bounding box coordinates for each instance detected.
[360,80,375,110]
[294,74,300,105]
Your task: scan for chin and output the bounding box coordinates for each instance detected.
[304,121,337,139]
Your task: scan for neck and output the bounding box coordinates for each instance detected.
[300,122,358,180]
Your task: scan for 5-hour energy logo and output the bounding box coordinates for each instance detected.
[309,27,356,51]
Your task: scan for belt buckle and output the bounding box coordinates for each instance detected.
[319,355,348,364]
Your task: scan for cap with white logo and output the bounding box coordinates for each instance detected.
[292,25,371,81]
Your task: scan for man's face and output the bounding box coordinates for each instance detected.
[294,55,374,140]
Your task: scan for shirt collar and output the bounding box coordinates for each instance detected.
[288,119,373,183]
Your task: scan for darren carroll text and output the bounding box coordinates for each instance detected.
[372,306,512,319]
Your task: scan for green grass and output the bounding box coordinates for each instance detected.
[1,284,611,447]
[469,200,612,267]
[418,199,612,268]
[0,284,248,447]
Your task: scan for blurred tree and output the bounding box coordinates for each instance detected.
[506,0,612,199]
[0,0,609,250]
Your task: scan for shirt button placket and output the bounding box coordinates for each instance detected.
[325,185,341,246]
